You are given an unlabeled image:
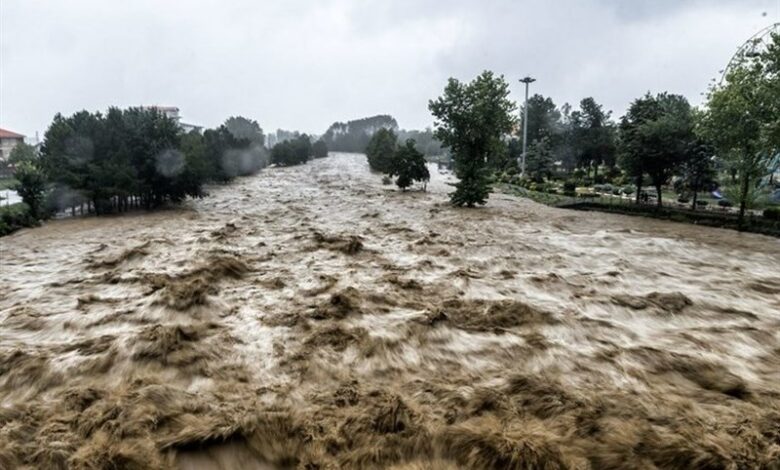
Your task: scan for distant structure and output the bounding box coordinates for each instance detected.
[141,106,203,134]
[0,128,25,163]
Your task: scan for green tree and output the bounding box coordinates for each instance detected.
[619,93,694,207]
[14,161,47,219]
[679,138,716,210]
[271,135,311,166]
[570,98,616,178]
[365,128,397,173]
[312,139,328,159]
[525,136,554,183]
[521,94,562,145]
[429,71,516,207]
[224,116,265,146]
[701,32,779,225]
[8,142,37,165]
[390,139,430,190]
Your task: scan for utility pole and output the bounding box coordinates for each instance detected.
[519,76,536,176]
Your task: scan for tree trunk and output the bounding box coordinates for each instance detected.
[655,183,663,209]
[691,190,698,211]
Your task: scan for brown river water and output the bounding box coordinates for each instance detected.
[1,153,779,469]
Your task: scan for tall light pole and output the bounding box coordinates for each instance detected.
[519,76,536,176]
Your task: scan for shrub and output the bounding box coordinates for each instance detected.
[717,199,733,208]
[381,175,392,185]
[621,185,637,195]
[0,204,37,236]
[764,207,780,221]
[562,181,576,193]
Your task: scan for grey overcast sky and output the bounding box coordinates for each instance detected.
[1,0,778,138]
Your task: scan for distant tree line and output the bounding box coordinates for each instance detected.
[322,114,445,157]
[322,115,399,153]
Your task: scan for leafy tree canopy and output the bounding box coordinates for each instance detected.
[429,70,516,207]
[390,139,430,190]
[365,128,397,173]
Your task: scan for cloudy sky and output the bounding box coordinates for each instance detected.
[1,0,777,138]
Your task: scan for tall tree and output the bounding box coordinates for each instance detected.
[365,128,397,173]
[680,138,716,210]
[390,139,430,191]
[224,116,265,147]
[701,32,779,225]
[570,97,616,178]
[526,136,555,183]
[14,161,47,219]
[619,93,695,207]
[520,94,562,145]
[429,71,516,207]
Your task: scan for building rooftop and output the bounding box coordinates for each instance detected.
[0,128,25,139]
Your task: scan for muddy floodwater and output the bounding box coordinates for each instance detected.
[1,153,779,469]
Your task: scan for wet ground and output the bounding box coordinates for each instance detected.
[1,153,779,469]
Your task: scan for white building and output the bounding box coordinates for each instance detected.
[0,128,25,163]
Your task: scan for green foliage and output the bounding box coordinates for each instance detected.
[13,162,47,219]
[365,128,398,173]
[271,135,311,166]
[0,203,38,236]
[224,116,265,146]
[701,32,780,223]
[312,139,328,159]
[679,138,716,209]
[203,125,256,181]
[396,128,444,156]
[8,142,37,165]
[525,136,554,183]
[521,95,562,146]
[38,108,264,216]
[569,98,617,172]
[764,207,780,220]
[619,93,695,207]
[390,139,430,190]
[429,70,516,207]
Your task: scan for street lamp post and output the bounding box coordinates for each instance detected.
[519,76,536,176]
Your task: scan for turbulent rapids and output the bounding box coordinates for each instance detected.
[1,153,779,469]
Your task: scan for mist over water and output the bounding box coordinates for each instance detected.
[1,153,778,468]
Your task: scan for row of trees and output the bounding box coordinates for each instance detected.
[12,111,271,218]
[426,30,779,224]
[270,134,328,166]
[365,129,430,190]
